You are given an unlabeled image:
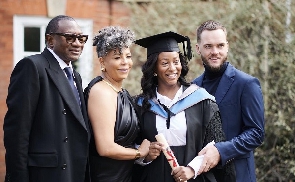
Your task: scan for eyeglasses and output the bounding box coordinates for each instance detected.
[50,33,88,44]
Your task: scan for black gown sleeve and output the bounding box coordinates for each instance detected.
[204,101,236,182]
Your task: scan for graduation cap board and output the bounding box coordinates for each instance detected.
[135,31,192,60]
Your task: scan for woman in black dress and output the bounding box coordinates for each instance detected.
[84,26,150,182]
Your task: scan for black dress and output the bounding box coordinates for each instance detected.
[84,76,140,182]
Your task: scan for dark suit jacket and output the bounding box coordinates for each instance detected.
[192,63,265,182]
[4,48,90,182]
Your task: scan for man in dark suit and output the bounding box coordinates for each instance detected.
[192,20,265,182]
[3,15,90,182]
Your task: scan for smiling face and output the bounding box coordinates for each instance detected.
[100,47,133,82]
[196,29,229,72]
[46,19,85,65]
[155,51,182,88]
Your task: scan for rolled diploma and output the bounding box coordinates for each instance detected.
[156,133,188,182]
[155,133,179,169]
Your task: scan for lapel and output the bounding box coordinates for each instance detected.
[214,63,235,104]
[73,70,83,101]
[193,73,205,86]
[183,104,198,165]
[42,49,87,130]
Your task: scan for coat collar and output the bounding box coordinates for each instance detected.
[193,62,235,104]
[214,63,235,104]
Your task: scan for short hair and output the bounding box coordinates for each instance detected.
[45,15,75,36]
[45,15,76,45]
[93,26,135,57]
[196,20,227,43]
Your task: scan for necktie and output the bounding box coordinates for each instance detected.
[64,67,80,105]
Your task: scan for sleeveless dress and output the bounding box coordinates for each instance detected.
[84,76,140,182]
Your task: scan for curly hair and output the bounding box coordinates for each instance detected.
[136,52,190,111]
[93,26,135,57]
[196,20,227,43]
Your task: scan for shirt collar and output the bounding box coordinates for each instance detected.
[47,47,73,70]
[156,85,183,108]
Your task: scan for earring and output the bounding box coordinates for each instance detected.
[153,73,157,76]
[101,67,106,72]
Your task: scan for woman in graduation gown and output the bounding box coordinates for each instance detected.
[133,31,236,182]
[84,26,150,182]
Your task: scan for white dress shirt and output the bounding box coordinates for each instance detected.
[47,47,77,87]
[156,86,187,146]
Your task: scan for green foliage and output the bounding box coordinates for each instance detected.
[121,0,295,181]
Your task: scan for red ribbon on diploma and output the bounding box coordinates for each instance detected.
[166,148,178,167]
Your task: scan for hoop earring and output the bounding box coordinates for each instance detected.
[101,67,106,72]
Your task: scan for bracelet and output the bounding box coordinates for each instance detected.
[134,149,141,160]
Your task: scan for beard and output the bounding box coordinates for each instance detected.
[201,54,227,72]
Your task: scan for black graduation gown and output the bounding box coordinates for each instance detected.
[133,85,236,182]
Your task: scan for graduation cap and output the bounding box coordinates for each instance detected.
[135,31,192,60]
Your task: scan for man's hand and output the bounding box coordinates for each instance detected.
[197,144,221,175]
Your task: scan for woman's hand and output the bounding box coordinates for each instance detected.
[138,139,150,157]
[144,142,163,162]
[172,166,194,182]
